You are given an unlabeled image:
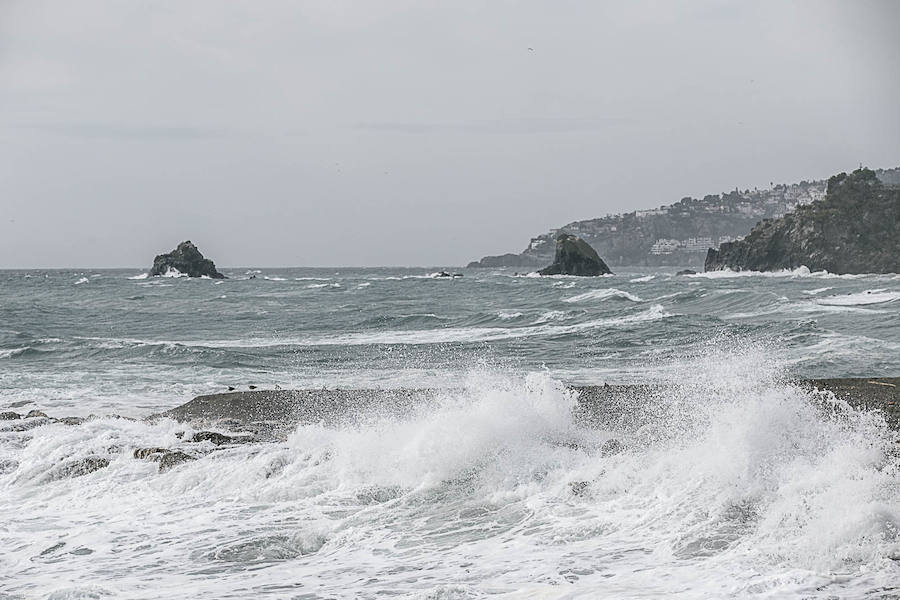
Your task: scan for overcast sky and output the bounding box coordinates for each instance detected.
[1,1,898,268]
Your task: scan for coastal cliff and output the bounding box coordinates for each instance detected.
[468,166,899,269]
[705,168,900,274]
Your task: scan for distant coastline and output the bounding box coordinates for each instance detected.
[469,166,900,269]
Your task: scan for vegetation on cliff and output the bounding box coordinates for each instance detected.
[705,168,900,274]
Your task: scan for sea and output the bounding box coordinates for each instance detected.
[1,266,899,599]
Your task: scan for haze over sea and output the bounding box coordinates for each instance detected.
[2,266,899,598]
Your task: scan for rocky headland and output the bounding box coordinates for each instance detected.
[150,240,225,278]
[468,166,900,269]
[705,168,900,274]
[539,233,612,276]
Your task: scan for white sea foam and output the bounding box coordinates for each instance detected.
[629,274,655,283]
[815,289,900,306]
[0,347,29,359]
[74,277,89,285]
[70,305,670,350]
[161,266,186,278]
[307,283,341,289]
[531,310,569,324]
[2,355,897,598]
[563,288,643,303]
[690,266,876,280]
[127,273,149,280]
[498,311,523,320]
[803,286,833,295]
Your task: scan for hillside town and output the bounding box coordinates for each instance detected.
[470,167,899,268]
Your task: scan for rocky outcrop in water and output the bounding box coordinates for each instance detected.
[150,241,225,278]
[705,168,900,274]
[467,253,547,269]
[539,234,612,276]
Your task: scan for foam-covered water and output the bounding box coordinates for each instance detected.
[1,267,899,598]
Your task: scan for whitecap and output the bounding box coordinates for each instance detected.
[689,266,876,280]
[74,277,89,285]
[127,273,149,280]
[802,286,832,296]
[815,289,900,306]
[563,288,643,303]
[497,311,523,320]
[629,275,655,283]
[307,283,341,289]
[531,310,569,324]
[160,266,186,278]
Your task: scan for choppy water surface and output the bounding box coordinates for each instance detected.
[1,267,899,598]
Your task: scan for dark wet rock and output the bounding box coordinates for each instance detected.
[47,456,110,480]
[191,431,237,445]
[8,417,51,431]
[150,240,225,279]
[705,168,900,274]
[57,416,86,426]
[39,541,66,556]
[601,438,624,456]
[0,411,21,420]
[133,447,170,460]
[539,234,612,277]
[0,459,19,474]
[675,269,697,276]
[26,410,48,418]
[568,481,590,496]
[158,451,196,472]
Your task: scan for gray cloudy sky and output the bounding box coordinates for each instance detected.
[1,0,898,268]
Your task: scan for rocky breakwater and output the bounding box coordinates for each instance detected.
[705,168,900,274]
[150,240,226,278]
[539,233,612,276]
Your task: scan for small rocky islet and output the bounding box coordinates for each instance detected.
[538,233,613,276]
[150,240,225,278]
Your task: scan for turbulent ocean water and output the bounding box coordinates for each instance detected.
[1,266,899,599]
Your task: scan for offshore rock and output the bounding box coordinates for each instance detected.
[675,269,697,276]
[467,253,547,269]
[150,241,225,278]
[539,234,612,276]
[705,168,900,274]
[0,411,21,420]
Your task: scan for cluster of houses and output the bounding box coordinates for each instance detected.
[649,236,741,255]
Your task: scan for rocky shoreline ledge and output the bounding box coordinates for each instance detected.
[2,378,896,478]
[156,377,900,436]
